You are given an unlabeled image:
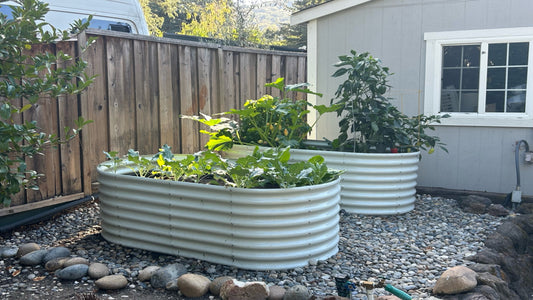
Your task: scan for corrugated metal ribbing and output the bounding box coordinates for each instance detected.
[97,164,341,270]
[290,149,420,215]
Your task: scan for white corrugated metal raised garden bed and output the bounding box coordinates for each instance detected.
[97,159,341,270]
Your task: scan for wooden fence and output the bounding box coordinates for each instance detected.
[3,29,307,214]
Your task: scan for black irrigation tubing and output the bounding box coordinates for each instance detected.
[0,194,98,233]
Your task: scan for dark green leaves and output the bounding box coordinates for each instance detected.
[0,0,95,207]
[330,50,447,154]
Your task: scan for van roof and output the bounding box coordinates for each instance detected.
[1,0,149,35]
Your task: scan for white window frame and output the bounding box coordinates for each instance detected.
[424,27,533,127]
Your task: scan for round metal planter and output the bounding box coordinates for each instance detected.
[289,148,420,215]
[97,160,341,270]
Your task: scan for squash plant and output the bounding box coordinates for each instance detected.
[182,78,340,151]
[103,145,342,189]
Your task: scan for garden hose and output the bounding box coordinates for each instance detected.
[335,276,412,300]
[385,284,412,300]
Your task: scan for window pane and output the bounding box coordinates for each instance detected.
[509,42,529,65]
[507,91,526,112]
[462,68,479,89]
[463,45,480,67]
[508,67,528,88]
[442,69,460,89]
[488,43,507,66]
[487,68,506,89]
[443,46,462,67]
[460,92,478,112]
[441,90,459,112]
[486,91,505,112]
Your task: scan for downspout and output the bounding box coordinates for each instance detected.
[0,194,98,233]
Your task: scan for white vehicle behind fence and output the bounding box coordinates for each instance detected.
[0,0,150,35]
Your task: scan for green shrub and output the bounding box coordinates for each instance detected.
[0,0,95,207]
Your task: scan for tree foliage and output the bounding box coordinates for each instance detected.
[140,0,329,48]
[0,0,95,207]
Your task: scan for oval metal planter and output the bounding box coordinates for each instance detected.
[97,160,341,270]
[223,145,419,215]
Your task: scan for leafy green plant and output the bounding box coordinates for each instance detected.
[331,50,448,153]
[102,145,342,189]
[0,0,96,207]
[182,77,339,151]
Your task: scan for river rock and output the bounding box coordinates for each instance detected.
[268,285,286,300]
[165,279,179,291]
[19,249,48,266]
[88,262,110,279]
[56,264,89,280]
[177,273,211,298]
[17,243,40,257]
[220,279,269,300]
[138,265,160,282]
[95,274,128,290]
[0,246,18,258]
[63,257,90,267]
[209,276,234,296]
[45,257,69,271]
[433,266,477,295]
[150,263,187,288]
[283,285,310,300]
[42,247,71,263]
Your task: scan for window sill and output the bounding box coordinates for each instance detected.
[435,113,533,127]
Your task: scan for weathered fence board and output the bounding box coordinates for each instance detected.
[5,29,307,212]
[134,40,160,154]
[57,41,83,195]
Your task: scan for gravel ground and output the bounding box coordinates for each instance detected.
[0,194,503,299]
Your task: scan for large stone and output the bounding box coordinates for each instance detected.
[220,279,269,300]
[487,204,509,217]
[45,257,69,271]
[95,274,128,290]
[283,285,310,300]
[177,273,211,298]
[138,265,160,282]
[476,272,519,299]
[19,249,48,266]
[210,276,234,296]
[433,266,477,295]
[468,248,503,266]
[63,257,90,267]
[468,264,506,281]
[150,263,187,288]
[56,264,89,280]
[42,247,71,263]
[0,246,18,258]
[458,195,492,214]
[511,214,533,233]
[16,243,40,257]
[459,285,500,300]
[484,232,516,257]
[88,262,110,279]
[268,285,286,300]
[497,222,528,253]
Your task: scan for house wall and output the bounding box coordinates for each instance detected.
[310,0,533,195]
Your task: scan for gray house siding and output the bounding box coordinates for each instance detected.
[308,0,533,195]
